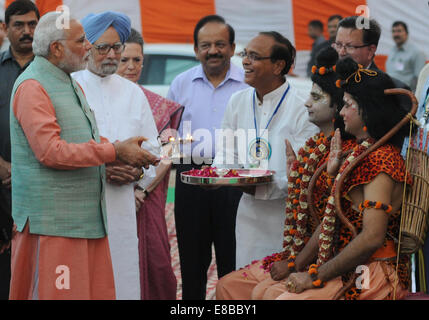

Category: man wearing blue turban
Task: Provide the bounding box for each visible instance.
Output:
[73,11,160,300]
[82,11,131,44]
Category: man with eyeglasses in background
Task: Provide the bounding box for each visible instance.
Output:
[167,14,247,300]
[72,11,159,300]
[213,31,317,269]
[0,0,39,300]
[333,16,410,93]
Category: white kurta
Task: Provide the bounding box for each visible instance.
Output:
[72,70,159,299]
[213,80,318,268]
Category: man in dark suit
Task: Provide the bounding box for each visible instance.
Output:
[332,16,411,111]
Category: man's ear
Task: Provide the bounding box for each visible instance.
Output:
[368,44,377,61]
[230,42,236,56]
[50,41,64,59]
[274,59,286,76]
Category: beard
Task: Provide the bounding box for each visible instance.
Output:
[87,54,119,77]
[99,61,118,75]
[58,47,88,74]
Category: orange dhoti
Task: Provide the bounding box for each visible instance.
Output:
[9,223,116,300]
[216,260,272,300]
[216,260,408,300]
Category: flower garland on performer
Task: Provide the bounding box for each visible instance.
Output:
[317,138,373,265]
[299,138,373,300]
[286,132,333,255]
[260,131,333,271]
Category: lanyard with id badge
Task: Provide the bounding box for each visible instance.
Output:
[249,84,290,168]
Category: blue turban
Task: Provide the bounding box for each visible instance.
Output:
[81,11,131,44]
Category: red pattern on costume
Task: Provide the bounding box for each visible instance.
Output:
[336,143,412,291]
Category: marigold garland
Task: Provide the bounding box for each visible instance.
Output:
[358,200,392,214]
[284,132,333,257]
[260,132,333,272]
[316,138,374,266]
[308,264,326,288]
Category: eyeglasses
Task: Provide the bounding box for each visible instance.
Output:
[331,42,370,54]
[93,42,124,55]
[238,50,271,62]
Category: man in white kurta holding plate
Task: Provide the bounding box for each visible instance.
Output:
[73,11,159,300]
[213,32,318,268]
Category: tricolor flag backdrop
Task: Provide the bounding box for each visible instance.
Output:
[1,0,429,76]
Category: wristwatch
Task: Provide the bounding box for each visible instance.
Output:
[135,185,149,197]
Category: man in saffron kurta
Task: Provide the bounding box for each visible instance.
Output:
[9,13,159,300]
[73,11,159,300]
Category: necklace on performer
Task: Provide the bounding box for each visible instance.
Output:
[249,84,290,166]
